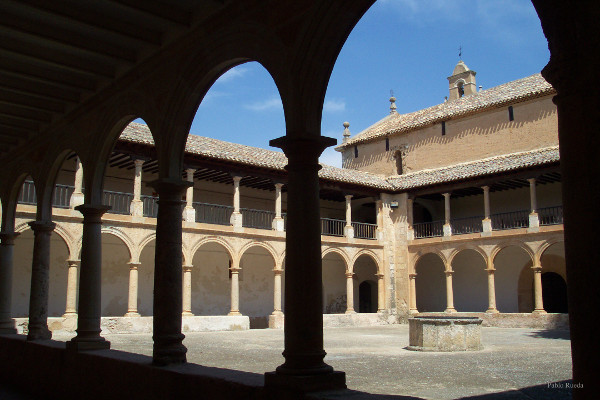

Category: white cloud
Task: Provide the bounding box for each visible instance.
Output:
[323,99,346,113]
[243,97,283,112]
[319,147,343,168]
[216,66,248,84]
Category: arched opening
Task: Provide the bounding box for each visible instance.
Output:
[495,245,533,312]
[415,253,446,312]
[100,232,130,316]
[353,253,378,313]
[190,241,232,316]
[137,239,156,316]
[394,150,403,175]
[457,81,465,98]
[239,245,275,328]
[452,249,487,312]
[322,251,347,314]
[540,242,567,313]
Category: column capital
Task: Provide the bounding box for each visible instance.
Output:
[185,168,196,175]
[133,158,145,168]
[531,265,543,272]
[409,273,417,279]
[230,267,241,273]
[345,271,355,279]
[75,204,111,220]
[128,262,142,269]
[481,185,490,192]
[274,182,284,189]
[527,177,536,184]
[375,273,384,279]
[67,259,81,268]
[444,270,453,276]
[231,175,243,184]
[147,178,192,197]
[345,194,353,201]
[0,231,20,245]
[182,264,193,272]
[270,135,336,161]
[442,192,451,199]
[28,220,56,232]
[273,268,283,275]
[486,267,496,273]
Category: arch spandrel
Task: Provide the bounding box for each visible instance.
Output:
[491,240,535,264]
[448,245,488,267]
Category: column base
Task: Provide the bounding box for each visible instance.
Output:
[485,308,500,314]
[182,312,194,317]
[264,370,346,393]
[227,311,242,316]
[532,309,547,315]
[67,338,111,351]
[0,327,17,334]
[0,320,17,334]
[344,310,356,314]
[269,313,284,329]
[444,308,457,313]
[124,312,141,317]
[62,312,77,318]
[409,309,419,315]
[27,326,52,341]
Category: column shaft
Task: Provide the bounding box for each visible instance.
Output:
[70,158,84,208]
[528,178,537,213]
[63,260,79,316]
[182,265,193,316]
[483,186,491,219]
[532,264,546,314]
[444,269,456,313]
[443,193,452,236]
[345,272,355,313]
[486,261,499,313]
[0,232,19,333]
[230,176,243,228]
[125,262,141,317]
[183,169,196,222]
[149,179,190,365]
[376,273,385,312]
[409,273,418,314]
[27,221,56,341]
[68,205,110,350]
[272,269,283,315]
[228,266,241,316]
[272,183,285,231]
[344,195,354,239]
[130,159,145,217]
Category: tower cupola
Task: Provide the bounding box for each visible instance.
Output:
[447,60,477,100]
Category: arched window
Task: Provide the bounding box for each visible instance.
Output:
[457,81,465,98]
[394,150,403,175]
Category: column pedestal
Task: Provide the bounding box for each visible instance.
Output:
[67,205,111,351]
[0,232,19,334]
[27,220,56,341]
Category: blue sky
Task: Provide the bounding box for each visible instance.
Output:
[189,0,550,168]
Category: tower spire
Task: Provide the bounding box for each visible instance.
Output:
[389,90,397,114]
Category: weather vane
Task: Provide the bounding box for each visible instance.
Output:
[459,45,462,59]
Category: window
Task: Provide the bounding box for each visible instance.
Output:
[441,121,446,136]
[508,105,514,121]
[457,82,465,98]
[385,137,389,151]
[354,145,358,158]
[394,150,403,175]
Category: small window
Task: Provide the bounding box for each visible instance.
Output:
[457,82,465,98]
[354,145,358,158]
[394,151,403,175]
[385,137,389,151]
[508,106,514,121]
[441,121,446,136]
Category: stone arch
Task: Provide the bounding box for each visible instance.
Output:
[238,241,278,267]
[138,232,157,264]
[52,222,76,261]
[351,249,382,275]
[190,238,233,317]
[539,241,567,313]
[414,251,446,312]
[2,172,34,232]
[449,244,488,267]
[191,236,236,266]
[451,248,488,312]
[491,240,534,265]
[538,239,565,261]
[322,247,350,272]
[413,249,447,271]
[100,227,134,263]
[352,251,379,313]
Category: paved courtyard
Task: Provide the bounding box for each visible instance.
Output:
[45,325,573,399]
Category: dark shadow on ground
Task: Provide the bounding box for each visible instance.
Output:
[528,329,571,340]
[458,380,572,400]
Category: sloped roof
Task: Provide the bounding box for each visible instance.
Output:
[336,73,555,150]
[119,122,393,190]
[386,146,560,190]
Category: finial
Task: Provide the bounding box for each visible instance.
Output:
[342,121,351,143]
[389,91,397,114]
[459,45,462,60]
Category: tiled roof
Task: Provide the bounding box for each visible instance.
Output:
[386,146,560,190]
[119,123,393,189]
[119,124,559,192]
[337,73,555,150]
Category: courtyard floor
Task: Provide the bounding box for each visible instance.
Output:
[46,325,575,399]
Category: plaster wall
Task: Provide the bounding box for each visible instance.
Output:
[452,250,488,312]
[415,253,446,312]
[138,240,155,316]
[191,242,231,316]
[101,233,130,316]
[343,96,557,176]
[239,247,275,319]
[323,253,346,314]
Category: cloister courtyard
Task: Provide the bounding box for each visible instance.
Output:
[2,325,573,400]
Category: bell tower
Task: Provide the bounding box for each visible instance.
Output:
[447,60,477,101]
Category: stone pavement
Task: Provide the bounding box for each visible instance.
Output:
[46,325,572,400]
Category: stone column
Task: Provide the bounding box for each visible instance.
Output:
[0,232,19,333]
[444,269,456,313]
[408,273,418,314]
[272,183,285,231]
[183,169,196,223]
[27,220,56,341]
[482,186,492,234]
[375,199,384,241]
[376,273,385,312]
[486,260,499,313]
[345,272,355,314]
[228,261,241,316]
[70,157,85,208]
[407,197,414,240]
[63,259,79,317]
[130,159,145,217]
[272,268,283,315]
[182,264,193,316]
[528,178,539,229]
[230,176,243,229]
[532,262,546,314]
[344,195,354,239]
[265,135,343,387]
[125,262,141,317]
[67,204,111,351]
[443,193,452,236]
[148,179,191,365]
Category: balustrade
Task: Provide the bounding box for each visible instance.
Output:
[539,206,563,226]
[413,220,444,238]
[491,210,530,231]
[352,221,377,239]
[451,215,483,235]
